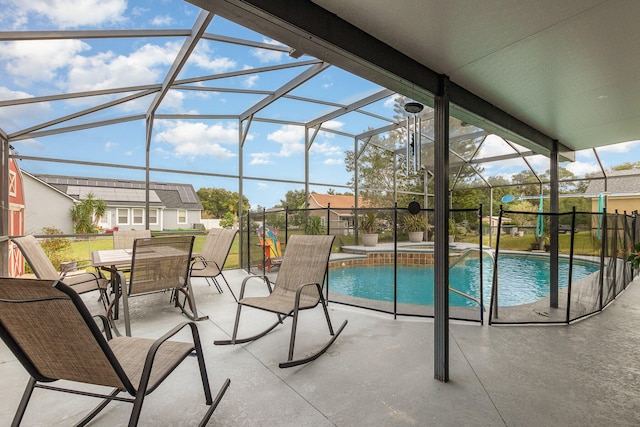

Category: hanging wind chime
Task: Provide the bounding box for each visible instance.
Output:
[404,101,423,177]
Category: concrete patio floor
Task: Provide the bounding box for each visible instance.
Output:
[1,268,639,426]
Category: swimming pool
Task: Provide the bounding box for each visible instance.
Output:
[328,254,600,307]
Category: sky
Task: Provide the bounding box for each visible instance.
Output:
[1,0,640,210]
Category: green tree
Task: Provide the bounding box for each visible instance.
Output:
[346,96,485,209]
[70,193,106,234]
[219,211,235,228]
[197,188,249,218]
[275,189,307,226]
[612,161,640,170]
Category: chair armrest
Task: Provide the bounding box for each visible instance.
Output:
[293,282,323,307]
[239,274,273,299]
[190,256,221,272]
[137,322,200,391]
[92,314,113,340]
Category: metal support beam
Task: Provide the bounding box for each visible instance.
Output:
[0,132,9,276]
[433,75,450,382]
[549,141,559,308]
[240,62,330,122]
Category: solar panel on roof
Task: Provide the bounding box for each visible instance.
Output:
[177,186,198,203]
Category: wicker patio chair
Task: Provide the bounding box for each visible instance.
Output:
[12,234,108,302]
[215,234,347,368]
[0,277,230,427]
[189,228,238,302]
[110,235,205,337]
[113,229,152,250]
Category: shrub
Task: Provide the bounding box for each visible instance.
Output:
[402,214,429,232]
[304,215,326,235]
[39,226,72,271]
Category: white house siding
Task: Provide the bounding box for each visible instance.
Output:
[162,208,202,230]
[22,173,75,234]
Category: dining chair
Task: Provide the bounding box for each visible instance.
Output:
[110,235,205,336]
[113,230,152,250]
[189,228,238,301]
[12,235,108,306]
[0,277,230,426]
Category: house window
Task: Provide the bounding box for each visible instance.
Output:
[132,208,144,225]
[149,208,158,225]
[177,209,187,225]
[9,170,16,197]
[117,208,129,225]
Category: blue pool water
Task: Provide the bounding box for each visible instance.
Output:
[328,255,600,307]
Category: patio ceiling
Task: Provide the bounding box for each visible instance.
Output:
[189,0,640,155]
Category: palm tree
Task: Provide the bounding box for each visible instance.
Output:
[70,193,107,234]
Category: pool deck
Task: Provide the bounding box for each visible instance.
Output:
[2,269,640,426]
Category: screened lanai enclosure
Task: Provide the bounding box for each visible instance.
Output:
[2,1,640,382]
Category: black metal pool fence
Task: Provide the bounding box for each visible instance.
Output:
[239,205,639,325]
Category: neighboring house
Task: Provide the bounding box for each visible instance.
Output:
[9,159,26,277]
[584,169,640,215]
[24,173,203,233]
[22,171,76,234]
[307,192,368,235]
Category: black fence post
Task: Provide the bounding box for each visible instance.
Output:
[262,208,266,275]
[327,203,331,235]
[599,209,607,311]
[393,203,398,319]
[489,206,504,324]
[566,207,576,324]
[285,205,289,244]
[478,204,484,325]
[246,212,251,272]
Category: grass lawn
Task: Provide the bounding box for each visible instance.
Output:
[69,234,241,270]
[458,231,602,256]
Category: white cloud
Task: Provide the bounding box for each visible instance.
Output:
[12,138,43,150]
[250,153,273,165]
[151,15,174,26]
[323,158,343,165]
[64,42,181,92]
[0,86,52,131]
[563,160,600,177]
[384,95,401,109]
[320,120,344,135]
[476,135,516,158]
[1,39,236,114]
[104,141,118,151]
[267,124,305,157]
[257,183,268,189]
[4,0,127,29]
[243,75,259,88]
[311,142,342,157]
[597,140,640,153]
[1,39,91,84]
[250,39,286,63]
[154,120,244,160]
[190,42,237,73]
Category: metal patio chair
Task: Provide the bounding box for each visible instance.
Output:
[109,235,205,336]
[113,229,152,250]
[12,234,108,304]
[189,228,238,302]
[215,234,348,368]
[0,277,230,427]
